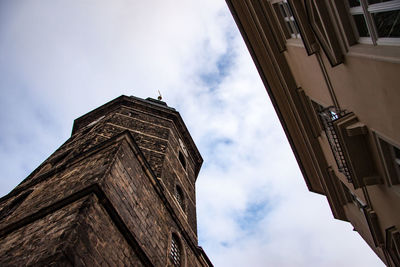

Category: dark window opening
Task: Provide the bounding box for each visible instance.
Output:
[175,185,184,210]
[394,147,400,166]
[170,234,181,267]
[386,227,400,266]
[373,10,400,38]
[349,0,361,7]
[178,151,186,170]
[353,14,371,37]
[368,0,393,4]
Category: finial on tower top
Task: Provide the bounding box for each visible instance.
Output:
[157,90,162,101]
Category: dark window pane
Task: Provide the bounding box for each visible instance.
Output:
[279,3,288,17]
[373,10,400,38]
[285,2,294,17]
[353,14,370,37]
[175,186,184,210]
[273,3,291,39]
[368,0,392,4]
[286,22,295,34]
[394,147,400,159]
[293,20,300,35]
[394,147,400,168]
[349,0,361,7]
[178,151,186,169]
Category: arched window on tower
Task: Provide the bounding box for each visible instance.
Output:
[175,185,184,211]
[170,234,182,267]
[178,151,186,170]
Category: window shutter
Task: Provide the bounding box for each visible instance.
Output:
[296,88,322,138]
[288,0,319,55]
[304,0,344,66]
[321,167,348,221]
[260,0,287,52]
[364,208,384,247]
[386,227,400,266]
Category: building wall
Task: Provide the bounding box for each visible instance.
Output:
[0,96,211,266]
[226,0,400,265]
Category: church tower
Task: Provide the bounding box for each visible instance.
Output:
[0,95,212,266]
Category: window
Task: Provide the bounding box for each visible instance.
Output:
[286,0,320,55]
[305,0,345,65]
[178,139,189,157]
[175,185,185,211]
[170,234,182,267]
[178,151,186,170]
[347,0,400,45]
[376,135,400,185]
[386,226,400,266]
[272,0,301,39]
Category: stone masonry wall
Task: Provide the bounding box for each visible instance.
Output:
[102,138,204,266]
[64,194,144,266]
[0,197,88,266]
[0,142,119,230]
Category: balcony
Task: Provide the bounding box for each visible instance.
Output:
[318,106,352,183]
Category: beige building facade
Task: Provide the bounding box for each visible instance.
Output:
[226,0,400,265]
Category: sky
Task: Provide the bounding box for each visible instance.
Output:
[0,1,384,266]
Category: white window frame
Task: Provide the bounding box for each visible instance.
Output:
[347,0,400,45]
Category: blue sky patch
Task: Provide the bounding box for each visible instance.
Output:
[236,200,271,234]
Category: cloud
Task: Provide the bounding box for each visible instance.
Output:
[0,1,383,266]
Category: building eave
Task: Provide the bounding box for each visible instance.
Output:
[225,0,325,195]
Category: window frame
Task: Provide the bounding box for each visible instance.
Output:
[305,0,345,66]
[169,233,185,267]
[386,226,400,266]
[270,0,301,39]
[347,0,400,45]
[178,151,187,171]
[174,184,185,212]
[375,133,400,186]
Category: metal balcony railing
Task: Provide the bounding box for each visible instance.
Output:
[318,106,352,183]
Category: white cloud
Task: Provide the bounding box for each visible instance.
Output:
[0,1,383,266]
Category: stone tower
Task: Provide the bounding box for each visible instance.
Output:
[0,95,212,266]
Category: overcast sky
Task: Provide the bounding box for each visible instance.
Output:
[0,1,384,266]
